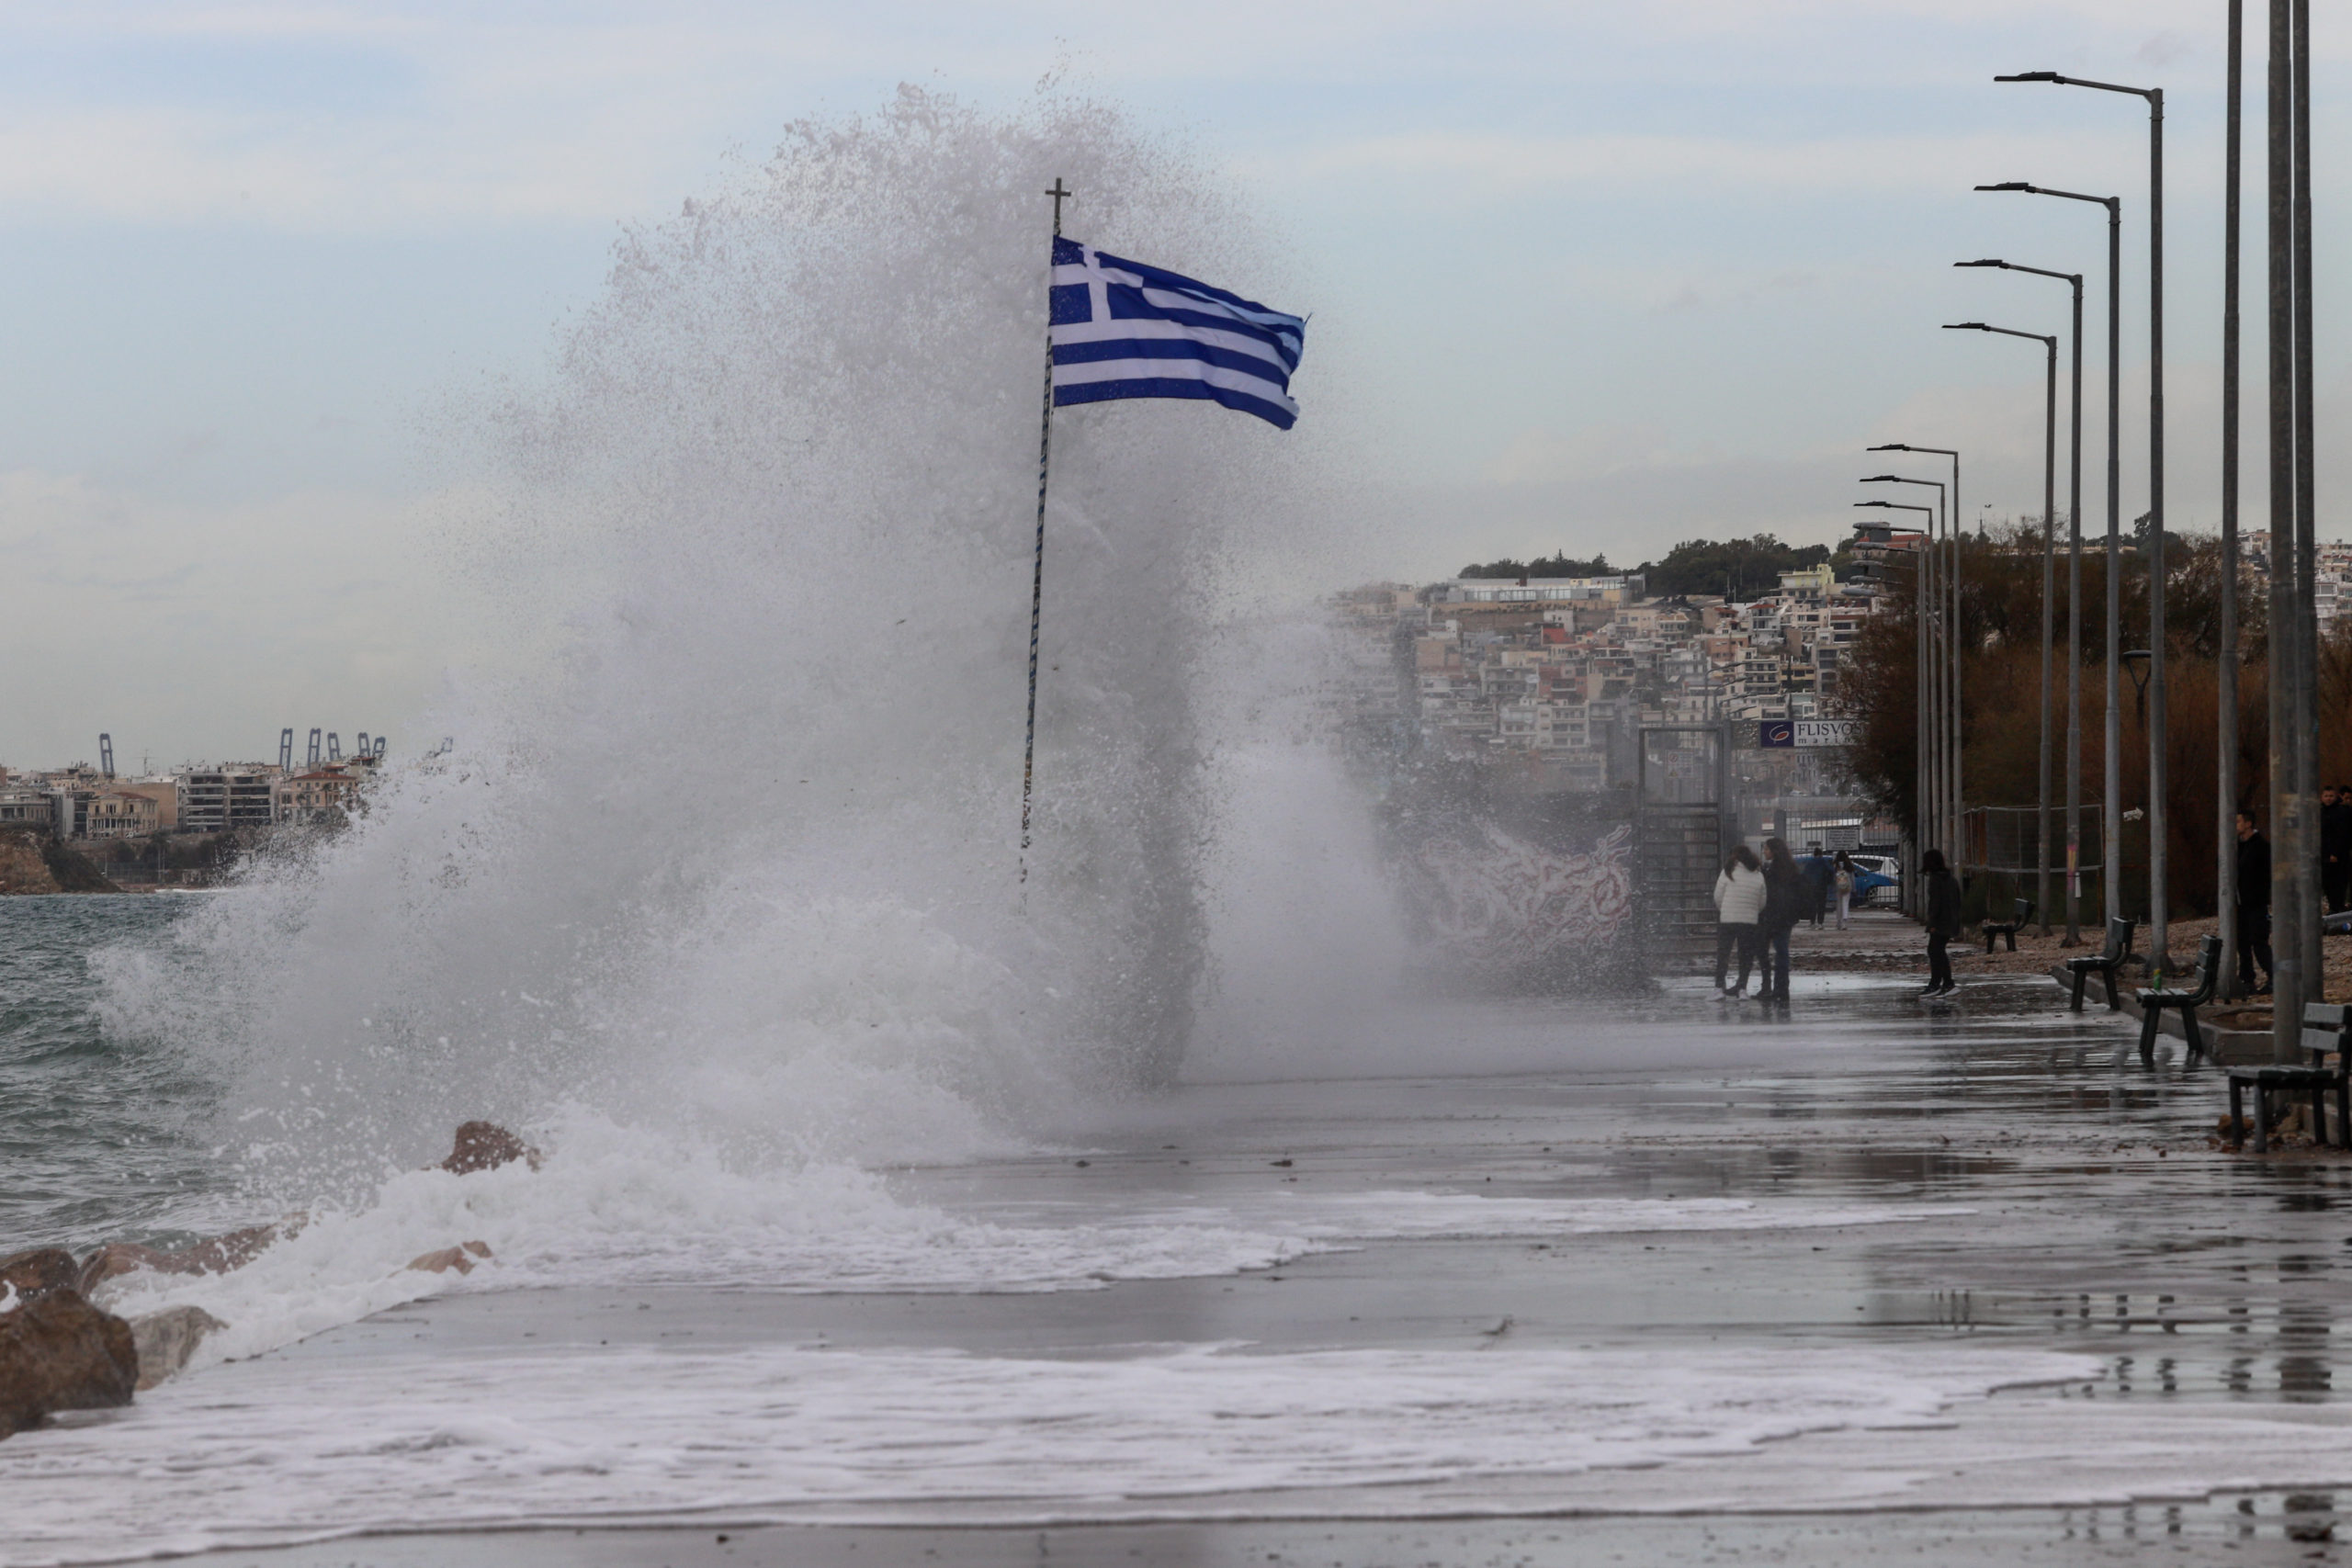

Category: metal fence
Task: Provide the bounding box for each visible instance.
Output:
[1961,806,2103,876]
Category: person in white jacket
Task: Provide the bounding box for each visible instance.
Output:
[1712,844,1767,995]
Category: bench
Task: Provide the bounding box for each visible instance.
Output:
[1983,897,2035,953]
[2065,917,2135,1012]
[2225,1003,2352,1153]
[2134,933,2222,1065]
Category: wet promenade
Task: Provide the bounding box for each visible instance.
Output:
[33,955,2352,1567]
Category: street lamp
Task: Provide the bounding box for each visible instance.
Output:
[1978,181,2123,940]
[1858,499,1942,875]
[1860,475,1947,857]
[1943,320,2059,939]
[1862,469,1956,860]
[1866,446,1962,860]
[2213,0,2247,999]
[2263,0,2321,1060]
[1855,519,1932,916]
[1995,69,2170,969]
[1958,259,2085,944]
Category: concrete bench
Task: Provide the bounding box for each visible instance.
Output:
[2134,933,2221,1066]
[2225,1003,2352,1153]
[2065,917,2135,1012]
[1982,897,2034,953]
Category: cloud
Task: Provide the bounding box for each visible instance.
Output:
[0,0,2328,230]
[1284,127,2140,203]
[0,469,504,765]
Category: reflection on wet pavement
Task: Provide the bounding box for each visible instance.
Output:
[1024,972,2352,1419]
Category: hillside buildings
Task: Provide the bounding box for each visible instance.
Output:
[1337,570,1876,795]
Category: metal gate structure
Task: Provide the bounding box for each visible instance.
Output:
[1636,723,1735,959]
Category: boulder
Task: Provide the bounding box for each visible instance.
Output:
[405,1240,493,1276]
[439,1122,540,1175]
[0,1291,138,1439]
[78,1217,301,1293]
[128,1307,227,1390]
[0,1248,82,1306]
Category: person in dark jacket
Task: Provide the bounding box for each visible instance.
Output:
[2238,808,2274,994]
[1757,836,1805,1003]
[1800,848,1835,926]
[2321,785,2352,914]
[1920,848,1962,996]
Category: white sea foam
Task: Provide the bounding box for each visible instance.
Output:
[0,1341,2100,1564]
[89,1156,1969,1376]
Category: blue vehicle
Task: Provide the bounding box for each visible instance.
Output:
[1846,854,1901,907]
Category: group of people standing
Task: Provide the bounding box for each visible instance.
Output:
[1710,838,1839,1002]
[1714,840,1955,1002]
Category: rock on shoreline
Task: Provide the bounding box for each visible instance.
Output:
[0,1121,536,1438]
[0,1291,139,1438]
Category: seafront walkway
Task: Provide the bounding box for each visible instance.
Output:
[1786,906,2345,1066]
[21,972,2352,1568]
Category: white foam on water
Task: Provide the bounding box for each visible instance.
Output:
[0,1342,2101,1564]
[87,1162,1971,1374]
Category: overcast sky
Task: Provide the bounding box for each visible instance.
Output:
[0,0,2344,768]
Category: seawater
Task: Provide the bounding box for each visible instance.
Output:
[0,897,228,1249]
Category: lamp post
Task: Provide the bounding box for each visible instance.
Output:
[1868,444,1962,862]
[1855,520,1932,916]
[1978,182,2121,935]
[1957,260,2084,943]
[2215,0,2245,998]
[1860,476,1948,858]
[1995,68,2169,971]
[2266,0,2320,1060]
[1853,481,1947,869]
[1942,321,2059,936]
[1862,442,1956,869]
[1859,499,1941,874]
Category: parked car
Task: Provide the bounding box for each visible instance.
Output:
[1846,854,1902,907]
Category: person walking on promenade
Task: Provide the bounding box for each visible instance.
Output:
[2321,785,2352,915]
[1800,847,1834,927]
[1919,848,1962,997]
[1832,851,1857,931]
[1758,837,1805,1003]
[2238,808,2275,995]
[1712,845,1767,996]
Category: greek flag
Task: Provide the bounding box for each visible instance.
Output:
[1048,236,1305,430]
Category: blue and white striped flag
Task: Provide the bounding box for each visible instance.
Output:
[1048,237,1306,430]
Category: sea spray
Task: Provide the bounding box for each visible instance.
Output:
[91,88,1392,1231]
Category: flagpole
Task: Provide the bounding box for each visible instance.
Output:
[1019,178,1071,884]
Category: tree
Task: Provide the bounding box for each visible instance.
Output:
[1639,535,1832,599]
[1457,551,1614,581]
